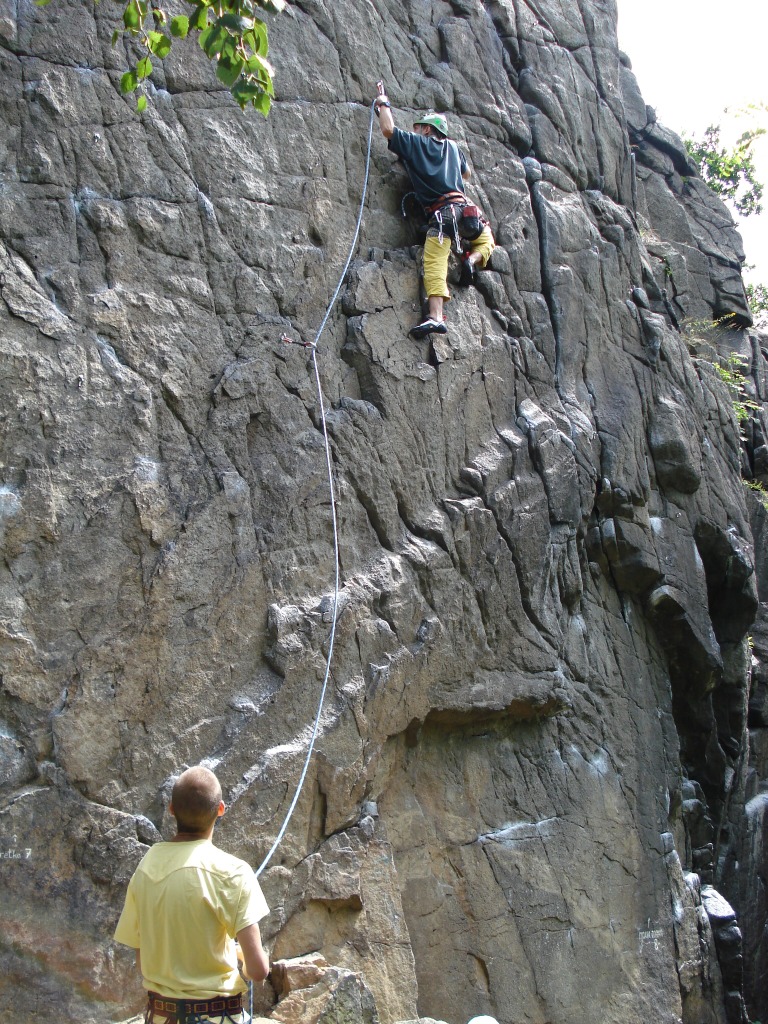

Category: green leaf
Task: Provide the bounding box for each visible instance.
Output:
[200,22,227,57]
[244,20,268,55]
[198,24,213,51]
[252,90,271,115]
[136,55,153,79]
[111,29,120,46]
[237,80,261,97]
[218,12,253,33]
[137,95,148,112]
[231,80,260,103]
[120,69,139,93]
[220,35,239,62]
[216,57,244,88]
[246,52,274,83]
[123,0,141,31]
[34,0,53,7]
[170,15,189,38]
[260,0,285,12]
[190,4,209,30]
[147,30,172,58]
[231,77,270,114]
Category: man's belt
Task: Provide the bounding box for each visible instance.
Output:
[147,990,243,1021]
[424,190,468,215]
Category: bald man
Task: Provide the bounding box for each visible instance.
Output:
[115,766,269,1024]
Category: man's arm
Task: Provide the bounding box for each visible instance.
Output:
[236,923,270,982]
[374,91,394,139]
[459,146,471,182]
[114,879,144,980]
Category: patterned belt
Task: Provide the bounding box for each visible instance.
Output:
[147,991,243,1022]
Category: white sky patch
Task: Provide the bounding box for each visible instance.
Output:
[616,0,768,284]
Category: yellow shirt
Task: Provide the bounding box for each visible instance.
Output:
[114,839,269,999]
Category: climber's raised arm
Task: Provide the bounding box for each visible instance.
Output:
[374,85,394,139]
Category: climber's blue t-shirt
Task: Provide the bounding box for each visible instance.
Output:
[388,127,468,208]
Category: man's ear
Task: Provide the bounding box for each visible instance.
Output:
[217,801,226,818]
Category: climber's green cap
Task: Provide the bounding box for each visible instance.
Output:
[413,111,449,137]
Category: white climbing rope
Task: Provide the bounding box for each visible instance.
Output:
[254,94,376,879]
[247,94,378,1020]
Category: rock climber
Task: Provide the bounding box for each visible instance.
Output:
[374,85,496,338]
[114,765,270,1024]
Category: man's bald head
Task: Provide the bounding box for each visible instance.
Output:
[170,766,223,834]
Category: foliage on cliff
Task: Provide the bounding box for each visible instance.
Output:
[747,282,768,325]
[684,122,765,217]
[36,0,284,111]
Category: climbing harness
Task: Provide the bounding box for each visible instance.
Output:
[425,190,486,249]
[244,93,378,1024]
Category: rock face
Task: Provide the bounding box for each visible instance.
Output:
[1,1,766,1023]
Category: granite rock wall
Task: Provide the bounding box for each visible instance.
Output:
[0,1,766,1023]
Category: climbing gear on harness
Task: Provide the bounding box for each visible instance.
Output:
[412,111,449,137]
[425,191,487,241]
[400,191,419,220]
[410,316,447,338]
[432,205,463,250]
[457,203,483,241]
[145,991,245,1024]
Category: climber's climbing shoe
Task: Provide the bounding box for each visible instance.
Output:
[410,317,448,338]
[459,255,476,288]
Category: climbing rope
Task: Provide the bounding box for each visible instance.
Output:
[254,94,376,879]
[246,94,378,1020]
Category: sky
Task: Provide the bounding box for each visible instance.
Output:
[615,0,768,285]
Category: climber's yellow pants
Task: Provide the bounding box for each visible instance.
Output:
[422,227,495,301]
